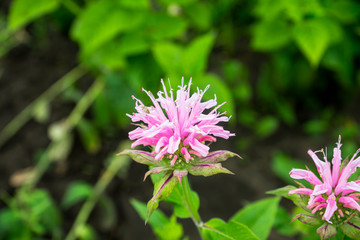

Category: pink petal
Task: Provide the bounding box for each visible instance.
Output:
[307,150,333,187]
[311,203,327,214]
[323,193,337,223]
[189,138,209,157]
[339,196,360,211]
[312,183,332,196]
[331,136,342,187]
[168,136,181,154]
[288,188,313,195]
[289,168,322,185]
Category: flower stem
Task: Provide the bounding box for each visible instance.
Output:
[181,176,203,238]
[64,141,131,240]
[0,65,86,148]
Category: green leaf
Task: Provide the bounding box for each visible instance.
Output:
[152,42,183,75]
[61,181,93,209]
[77,119,101,154]
[267,186,308,210]
[251,19,292,51]
[339,216,360,240]
[184,2,212,30]
[293,19,330,66]
[8,0,59,31]
[0,209,30,239]
[271,152,308,184]
[131,199,183,240]
[326,1,360,24]
[230,197,280,240]
[145,13,187,40]
[118,32,150,56]
[156,0,195,7]
[182,32,215,76]
[166,184,200,219]
[255,116,278,138]
[116,0,150,9]
[20,189,62,234]
[76,224,97,240]
[85,39,127,70]
[71,0,144,54]
[274,206,298,236]
[146,172,179,222]
[202,218,260,240]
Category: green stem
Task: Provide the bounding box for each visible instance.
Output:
[0,65,86,148]
[64,143,130,240]
[25,79,103,189]
[181,176,203,238]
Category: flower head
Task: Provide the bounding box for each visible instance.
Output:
[127,78,234,165]
[121,78,239,222]
[289,136,360,224]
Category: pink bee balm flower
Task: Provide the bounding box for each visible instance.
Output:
[127,78,235,165]
[289,136,360,224]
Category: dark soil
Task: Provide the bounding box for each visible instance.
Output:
[0,19,331,240]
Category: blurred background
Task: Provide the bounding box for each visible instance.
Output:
[0,0,360,239]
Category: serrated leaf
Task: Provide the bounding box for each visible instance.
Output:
[8,0,59,31]
[293,19,330,66]
[188,163,233,177]
[62,181,93,209]
[230,197,280,240]
[146,172,179,222]
[202,218,260,240]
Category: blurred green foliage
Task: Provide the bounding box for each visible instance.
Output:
[2,0,360,239]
